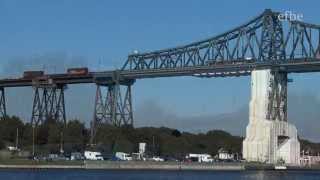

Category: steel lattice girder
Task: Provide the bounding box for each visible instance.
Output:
[31,85,67,127]
[122,9,320,71]
[93,83,133,126]
[91,82,133,143]
[266,70,288,121]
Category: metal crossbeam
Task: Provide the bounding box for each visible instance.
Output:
[90,82,134,144]
[31,85,67,127]
[266,70,288,121]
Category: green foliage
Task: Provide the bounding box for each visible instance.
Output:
[0,116,24,142]
[0,139,4,150]
[171,129,182,137]
[299,138,320,154]
[1,116,320,158]
[64,120,88,152]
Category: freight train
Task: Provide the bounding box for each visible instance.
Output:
[67,67,89,75]
[23,71,44,79]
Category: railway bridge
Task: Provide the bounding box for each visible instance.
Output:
[0,9,319,164]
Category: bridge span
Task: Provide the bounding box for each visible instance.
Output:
[0,9,319,164]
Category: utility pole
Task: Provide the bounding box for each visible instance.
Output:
[60,131,64,154]
[15,128,19,150]
[152,135,155,156]
[32,126,35,158]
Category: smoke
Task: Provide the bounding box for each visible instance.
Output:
[134,92,320,142]
[1,52,94,124]
[2,52,88,77]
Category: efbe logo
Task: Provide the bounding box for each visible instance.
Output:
[277,10,303,21]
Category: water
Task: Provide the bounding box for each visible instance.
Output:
[0,169,319,180]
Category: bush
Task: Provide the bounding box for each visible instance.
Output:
[0,140,5,150]
[171,129,182,137]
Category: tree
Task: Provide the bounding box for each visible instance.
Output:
[64,120,87,152]
[1,114,320,158]
[21,123,33,149]
[171,129,182,137]
[0,116,24,142]
[0,139,5,150]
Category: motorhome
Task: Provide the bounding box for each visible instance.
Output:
[186,154,214,163]
[115,152,132,161]
[84,151,104,160]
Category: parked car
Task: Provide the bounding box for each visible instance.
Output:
[71,152,84,161]
[151,156,164,162]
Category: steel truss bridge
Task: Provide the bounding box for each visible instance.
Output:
[0,9,319,143]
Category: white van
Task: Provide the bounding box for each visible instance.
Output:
[115,152,132,161]
[84,151,104,160]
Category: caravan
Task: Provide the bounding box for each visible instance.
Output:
[186,154,214,163]
[84,151,104,160]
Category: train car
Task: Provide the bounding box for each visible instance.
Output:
[67,67,89,75]
[23,71,44,79]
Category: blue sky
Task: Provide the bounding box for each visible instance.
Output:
[1,0,320,139]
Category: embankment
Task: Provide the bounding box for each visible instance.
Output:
[0,161,319,171]
[84,161,244,171]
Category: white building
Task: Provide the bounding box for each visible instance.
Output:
[218,148,234,160]
[300,151,320,166]
[139,142,146,154]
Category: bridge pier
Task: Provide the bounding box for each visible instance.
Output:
[90,81,134,144]
[0,88,6,119]
[31,84,67,155]
[31,84,67,127]
[243,69,300,165]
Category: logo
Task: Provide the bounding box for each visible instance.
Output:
[278,11,303,21]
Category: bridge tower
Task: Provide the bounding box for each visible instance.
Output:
[31,84,67,127]
[90,75,134,144]
[243,10,300,165]
[243,70,300,165]
[0,87,6,119]
[259,9,286,61]
[31,83,67,155]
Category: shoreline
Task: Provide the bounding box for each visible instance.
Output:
[85,161,244,171]
[0,161,319,171]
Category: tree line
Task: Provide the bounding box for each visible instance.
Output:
[0,116,319,158]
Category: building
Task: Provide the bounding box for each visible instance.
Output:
[218,148,234,161]
[139,142,146,154]
[300,151,320,166]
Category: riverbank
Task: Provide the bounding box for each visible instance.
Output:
[85,161,244,171]
[0,160,319,171]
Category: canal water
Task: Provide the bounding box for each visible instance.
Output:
[0,169,319,180]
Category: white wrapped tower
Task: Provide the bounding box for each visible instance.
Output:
[243,69,300,165]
